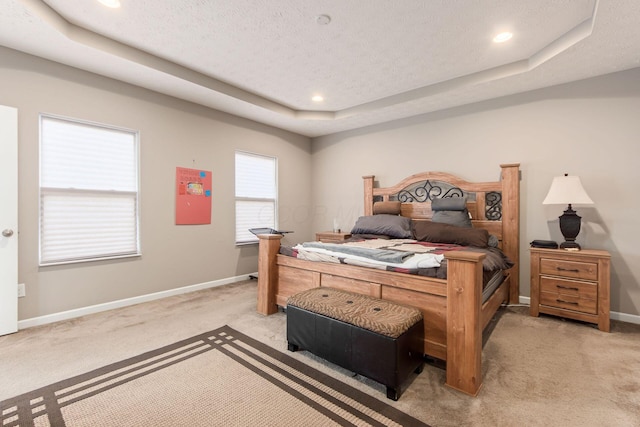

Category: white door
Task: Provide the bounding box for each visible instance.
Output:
[0,105,18,335]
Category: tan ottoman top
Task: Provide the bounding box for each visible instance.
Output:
[287,287,423,338]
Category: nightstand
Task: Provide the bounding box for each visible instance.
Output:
[315,231,351,243]
[530,247,610,332]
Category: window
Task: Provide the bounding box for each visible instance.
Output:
[39,115,140,265]
[235,151,277,244]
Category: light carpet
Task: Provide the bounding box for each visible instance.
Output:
[1,280,639,427]
[1,325,427,427]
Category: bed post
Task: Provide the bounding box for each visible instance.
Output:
[444,250,485,396]
[256,234,283,315]
[500,163,520,304]
[363,175,375,216]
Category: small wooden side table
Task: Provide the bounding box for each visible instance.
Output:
[530,247,610,332]
[315,231,352,243]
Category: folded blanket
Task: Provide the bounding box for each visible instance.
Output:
[301,241,414,264]
[295,242,445,270]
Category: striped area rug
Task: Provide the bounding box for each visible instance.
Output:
[1,325,429,426]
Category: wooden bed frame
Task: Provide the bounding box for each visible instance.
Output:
[256,163,520,396]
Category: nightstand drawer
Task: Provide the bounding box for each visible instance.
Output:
[540,258,598,281]
[539,277,597,314]
[530,248,610,332]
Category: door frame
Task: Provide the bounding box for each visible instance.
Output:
[0,105,18,335]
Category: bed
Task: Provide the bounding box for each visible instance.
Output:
[256,163,520,396]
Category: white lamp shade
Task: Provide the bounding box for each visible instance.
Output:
[543,175,594,205]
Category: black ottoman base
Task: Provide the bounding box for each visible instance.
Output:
[286,304,424,401]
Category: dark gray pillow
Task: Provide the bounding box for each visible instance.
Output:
[431,209,472,228]
[351,214,413,239]
[412,220,489,247]
[431,197,467,211]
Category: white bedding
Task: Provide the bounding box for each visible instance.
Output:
[293,239,445,270]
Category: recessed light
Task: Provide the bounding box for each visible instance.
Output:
[493,32,513,43]
[311,95,324,103]
[98,0,121,8]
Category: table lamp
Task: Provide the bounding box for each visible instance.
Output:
[542,174,594,250]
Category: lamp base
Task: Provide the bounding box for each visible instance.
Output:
[558,204,583,251]
[560,241,581,251]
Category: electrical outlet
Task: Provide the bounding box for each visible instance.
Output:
[17,283,26,298]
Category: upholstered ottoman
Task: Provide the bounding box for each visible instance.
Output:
[286,287,424,400]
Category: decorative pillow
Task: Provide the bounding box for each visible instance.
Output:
[373,201,401,215]
[351,214,413,239]
[412,220,489,247]
[431,197,467,211]
[431,209,472,228]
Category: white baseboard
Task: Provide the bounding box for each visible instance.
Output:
[518,296,640,325]
[18,273,257,330]
[18,284,640,330]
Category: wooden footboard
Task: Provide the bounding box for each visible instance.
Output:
[256,234,509,396]
[256,163,519,396]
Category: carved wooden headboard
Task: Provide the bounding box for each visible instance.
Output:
[362,163,520,303]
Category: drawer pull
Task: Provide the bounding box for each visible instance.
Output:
[556,299,579,305]
[557,285,579,291]
[557,267,580,273]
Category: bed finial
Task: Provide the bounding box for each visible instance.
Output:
[363,175,375,216]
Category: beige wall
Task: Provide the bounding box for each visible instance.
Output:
[1,48,312,320]
[311,68,640,318]
[3,45,639,322]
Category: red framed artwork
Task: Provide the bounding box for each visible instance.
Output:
[175,167,212,225]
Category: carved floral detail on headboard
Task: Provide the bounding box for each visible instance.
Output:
[486,192,502,220]
[373,180,504,221]
[396,180,467,203]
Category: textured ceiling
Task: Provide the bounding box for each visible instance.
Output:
[1,0,639,137]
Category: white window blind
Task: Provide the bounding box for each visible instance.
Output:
[40,115,140,265]
[235,151,277,244]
